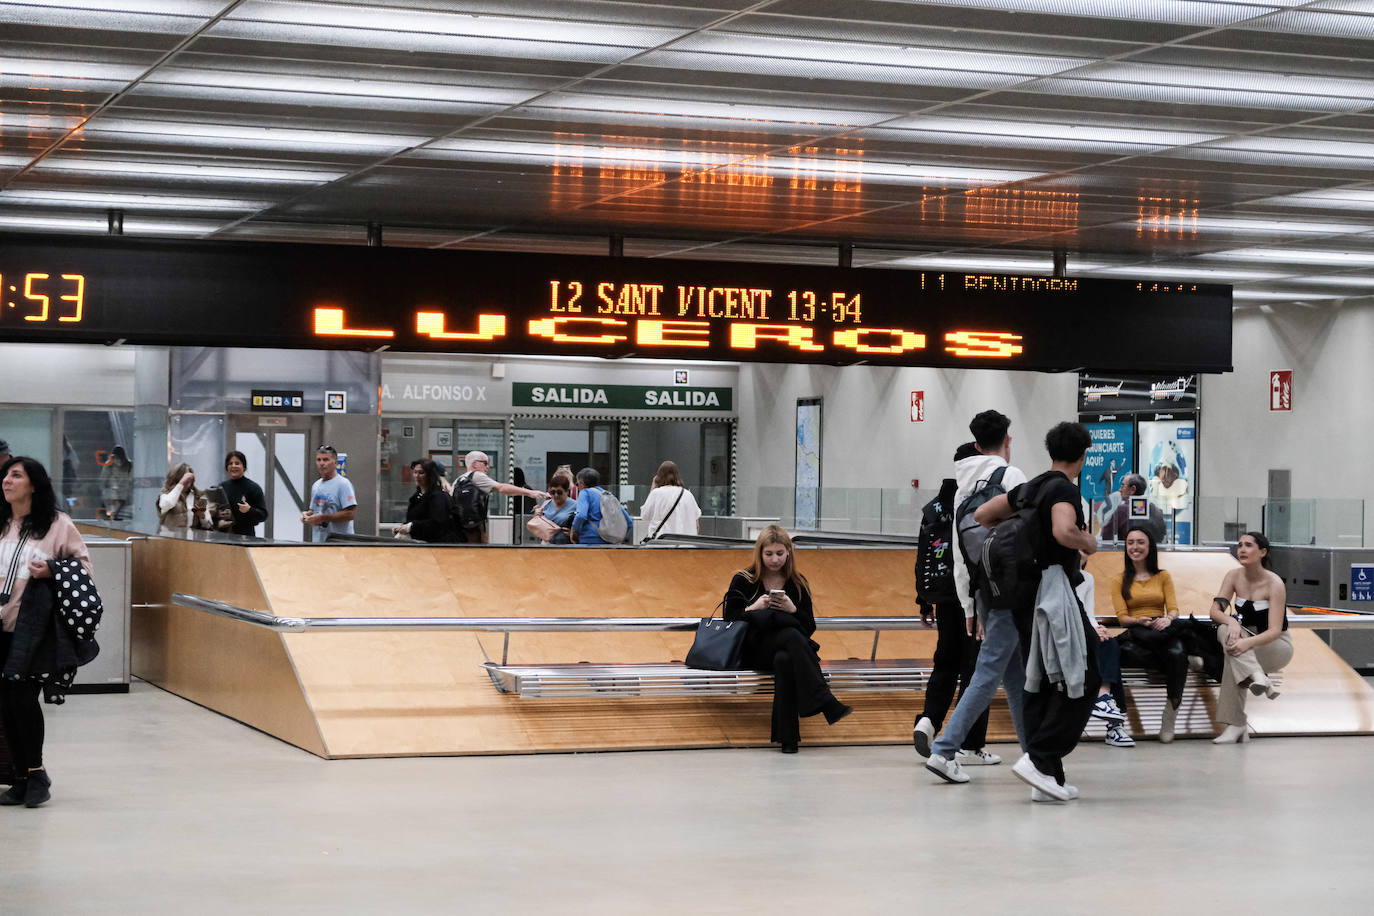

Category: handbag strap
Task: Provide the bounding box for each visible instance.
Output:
[650,488,686,540]
[1,526,33,603]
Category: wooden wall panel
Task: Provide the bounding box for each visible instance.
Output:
[137,541,1374,757]
[128,538,326,756]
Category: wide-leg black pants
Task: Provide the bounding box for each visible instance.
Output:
[746,627,834,745]
[919,600,987,747]
[1013,606,1100,785]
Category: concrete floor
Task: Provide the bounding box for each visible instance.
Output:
[5,682,1373,915]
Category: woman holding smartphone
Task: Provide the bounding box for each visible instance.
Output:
[1208,531,1291,744]
[722,525,852,753]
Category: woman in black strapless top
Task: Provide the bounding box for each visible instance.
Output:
[1207,531,1293,744]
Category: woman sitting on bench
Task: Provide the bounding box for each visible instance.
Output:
[1209,531,1291,744]
[723,525,852,753]
[1110,525,1189,743]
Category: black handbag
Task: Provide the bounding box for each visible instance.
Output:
[684,616,748,670]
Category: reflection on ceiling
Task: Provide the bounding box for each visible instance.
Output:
[4,0,1374,306]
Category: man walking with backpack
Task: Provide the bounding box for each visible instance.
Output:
[571,467,634,545]
[453,451,548,544]
[974,421,1099,803]
[921,411,1029,784]
[912,476,989,766]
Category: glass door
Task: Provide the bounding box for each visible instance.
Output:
[230,415,322,540]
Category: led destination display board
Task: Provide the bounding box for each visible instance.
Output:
[0,235,1232,371]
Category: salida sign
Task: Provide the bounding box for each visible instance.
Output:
[513,383,732,411]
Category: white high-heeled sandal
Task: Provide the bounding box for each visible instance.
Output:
[1212,724,1250,744]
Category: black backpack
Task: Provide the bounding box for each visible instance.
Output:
[915,482,958,605]
[452,472,489,530]
[979,475,1051,611]
[954,465,1008,598]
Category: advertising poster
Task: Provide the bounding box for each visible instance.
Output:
[1080,421,1134,537]
[795,398,822,529]
[1137,419,1196,545]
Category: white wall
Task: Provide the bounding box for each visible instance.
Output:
[0,343,138,405]
[1201,299,1374,541]
[736,362,1079,513]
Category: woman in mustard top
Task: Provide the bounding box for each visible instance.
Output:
[1110,526,1189,742]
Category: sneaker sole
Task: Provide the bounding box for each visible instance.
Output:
[912,721,933,758]
[1089,709,1127,723]
[955,754,1001,766]
[924,762,968,784]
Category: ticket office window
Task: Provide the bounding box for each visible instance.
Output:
[624,419,732,515]
[512,419,617,499]
[380,417,509,524]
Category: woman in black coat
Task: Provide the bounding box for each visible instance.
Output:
[395,459,455,543]
[723,524,852,753]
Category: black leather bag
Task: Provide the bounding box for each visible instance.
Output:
[685,617,748,670]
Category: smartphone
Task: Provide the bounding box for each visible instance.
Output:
[768,589,785,597]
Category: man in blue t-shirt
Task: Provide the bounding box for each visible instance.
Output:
[302,445,357,543]
[571,466,633,545]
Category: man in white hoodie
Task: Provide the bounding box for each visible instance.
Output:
[922,410,1030,786]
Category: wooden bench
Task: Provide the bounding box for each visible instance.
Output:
[177,593,1360,711]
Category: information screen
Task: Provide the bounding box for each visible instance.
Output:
[0,234,1232,371]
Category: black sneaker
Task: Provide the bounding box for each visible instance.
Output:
[24,770,50,808]
[0,781,26,806]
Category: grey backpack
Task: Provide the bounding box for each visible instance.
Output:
[596,488,630,544]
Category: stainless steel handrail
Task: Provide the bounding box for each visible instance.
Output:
[172,593,1374,634]
[172,593,933,633]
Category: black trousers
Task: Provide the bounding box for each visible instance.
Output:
[1013,605,1100,785]
[1117,623,1189,709]
[747,627,834,745]
[0,631,44,774]
[919,600,988,748]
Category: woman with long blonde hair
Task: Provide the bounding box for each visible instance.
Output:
[722,525,851,753]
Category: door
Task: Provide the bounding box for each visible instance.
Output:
[229,414,323,541]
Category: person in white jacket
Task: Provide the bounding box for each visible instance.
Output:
[923,410,1030,786]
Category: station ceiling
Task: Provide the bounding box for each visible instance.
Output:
[4,0,1374,307]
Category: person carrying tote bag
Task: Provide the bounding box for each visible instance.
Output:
[718,525,852,754]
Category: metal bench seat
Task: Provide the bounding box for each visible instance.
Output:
[482,659,932,698]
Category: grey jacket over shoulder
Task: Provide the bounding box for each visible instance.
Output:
[1024,565,1088,698]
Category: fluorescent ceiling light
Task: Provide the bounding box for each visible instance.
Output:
[0,58,145,82]
[225,4,681,47]
[1185,216,1374,235]
[1085,265,1288,281]
[874,254,1112,273]
[208,20,638,65]
[669,32,1091,78]
[84,117,429,155]
[1254,189,1374,210]
[884,115,1222,148]
[639,49,1078,91]
[1277,275,1374,288]
[866,0,1305,27]
[147,66,535,106]
[1202,248,1374,266]
[1232,289,1345,301]
[0,4,207,32]
[33,157,348,182]
[532,91,881,128]
[1,189,274,210]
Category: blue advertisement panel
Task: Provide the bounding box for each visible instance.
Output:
[1137,419,1196,545]
[1081,421,1134,538]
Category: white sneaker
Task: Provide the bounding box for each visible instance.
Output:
[956,747,1002,766]
[1011,753,1070,801]
[1031,783,1080,802]
[925,753,970,784]
[1104,726,1135,748]
[912,716,935,758]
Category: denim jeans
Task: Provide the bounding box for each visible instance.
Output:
[931,600,1027,759]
